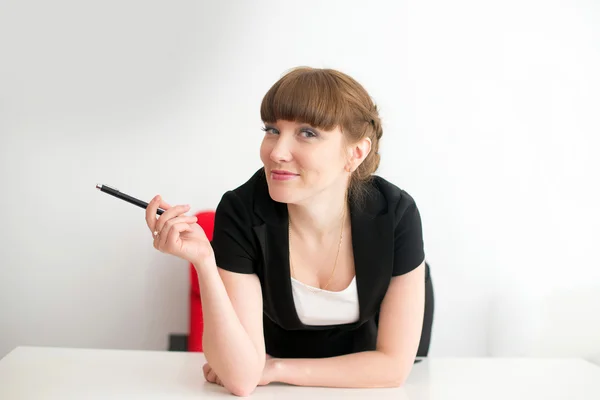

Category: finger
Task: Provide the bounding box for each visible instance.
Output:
[207,368,218,383]
[156,219,196,250]
[155,204,191,235]
[146,196,174,234]
[159,222,194,252]
[145,195,161,232]
[215,376,223,386]
[155,216,196,248]
[203,363,210,381]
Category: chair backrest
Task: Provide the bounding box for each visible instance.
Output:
[190,210,215,295]
[196,210,215,240]
[187,210,215,352]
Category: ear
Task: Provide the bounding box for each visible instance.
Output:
[346,137,372,172]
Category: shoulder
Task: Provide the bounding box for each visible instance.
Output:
[211,169,270,272]
[215,169,261,221]
[360,175,420,222]
[369,176,425,276]
[215,167,283,226]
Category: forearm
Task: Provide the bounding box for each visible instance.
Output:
[272,351,410,388]
[194,261,264,393]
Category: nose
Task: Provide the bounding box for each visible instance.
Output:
[269,135,293,164]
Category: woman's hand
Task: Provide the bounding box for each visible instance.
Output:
[145,195,214,266]
[202,355,277,389]
[203,362,224,387]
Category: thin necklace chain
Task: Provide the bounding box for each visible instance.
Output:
[288,200,347,292]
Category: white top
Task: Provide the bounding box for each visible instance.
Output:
[2,346,600,399]
[291,276,360,325]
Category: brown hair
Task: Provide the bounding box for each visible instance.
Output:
[260,66,383,204]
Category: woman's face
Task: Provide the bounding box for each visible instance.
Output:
[259,119,350,205]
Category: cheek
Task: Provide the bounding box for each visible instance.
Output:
[309,148,344,172]
[259,140,271,162]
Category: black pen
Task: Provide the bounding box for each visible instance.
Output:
[96,184,166,215]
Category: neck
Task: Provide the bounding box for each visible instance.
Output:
[288,186,349,241]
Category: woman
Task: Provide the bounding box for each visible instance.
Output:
[146,67,432,396]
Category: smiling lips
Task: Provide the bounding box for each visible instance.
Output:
[271,169,299,181]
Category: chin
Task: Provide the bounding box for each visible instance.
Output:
[267,184,296,204]
[267,178,313,205]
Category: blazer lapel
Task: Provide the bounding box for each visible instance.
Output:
[253,221,304,329]
[251,171,304,329]
[350,191,395,322]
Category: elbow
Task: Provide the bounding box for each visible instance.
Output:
[388,374,407,388]
[381,354,413,388]
[222,363,263,397]
[227,382,258,397]
[382,361,410,388]
[377,371,407,388]
[203,349,265,396]
[225,369,262,397]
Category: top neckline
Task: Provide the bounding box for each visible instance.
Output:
[291,276,357,294]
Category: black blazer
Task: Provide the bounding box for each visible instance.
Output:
[210,168,426,358]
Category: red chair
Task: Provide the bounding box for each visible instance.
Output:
[188,210,215,352]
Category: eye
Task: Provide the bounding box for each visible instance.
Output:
[300,129,318,138]
[261,126,279,135]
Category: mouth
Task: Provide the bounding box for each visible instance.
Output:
[271,169,298,176]
[270,169,299,181]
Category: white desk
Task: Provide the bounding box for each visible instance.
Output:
[1,346,599,399]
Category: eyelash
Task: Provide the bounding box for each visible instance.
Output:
[261,126,318,138]
[261,126,277,134]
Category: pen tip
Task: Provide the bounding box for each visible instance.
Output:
[96,184,102,190]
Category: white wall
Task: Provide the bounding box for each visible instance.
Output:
[1,0,599,359]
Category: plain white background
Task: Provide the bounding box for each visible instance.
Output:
[1,0,599,360]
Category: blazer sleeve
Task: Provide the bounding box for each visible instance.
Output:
[210,190,257,274]
[392,194,425,276]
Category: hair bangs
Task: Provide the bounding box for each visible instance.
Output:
[260,68,348,130]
